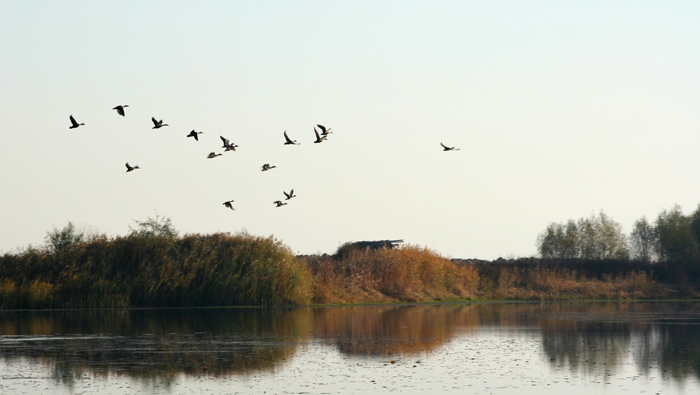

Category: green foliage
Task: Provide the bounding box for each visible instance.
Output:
[128,213,179,238]
[537,212,628,260]
[45,222,84,254]
[655,205,700,263]
[630,217,657,263]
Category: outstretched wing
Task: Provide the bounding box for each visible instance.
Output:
[284,131,293,144]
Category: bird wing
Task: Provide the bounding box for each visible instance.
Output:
[151,117,158,125]
[317,124,327,133]
[440,142,448,149]
[125,163,131,170]
[284,131,293,143]
[70,115,78,126]
[283,191,290,198]
[220,135,229,145]
[314,129,321,139]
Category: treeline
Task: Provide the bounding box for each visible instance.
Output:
[537,205,700,282]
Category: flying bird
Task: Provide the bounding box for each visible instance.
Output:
[187,130,203,141]
[283,189,296,200]
[222,200,235,210]
[261,163,277,171]
[274,200,287,207]
[152,117,168,129]
[218,136,238,151]
[313,128,326,143]
[317,124,332,136]
[207,152,222,159]
[125,162,140,172]
[283,130,299,145]
[441,143,460,151]
[69,115,84,129]
[113,105,129,116]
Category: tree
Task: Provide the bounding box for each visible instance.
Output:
[128,214,179,238]
[45,222,84,254]
[537,212,628,260]
[537,220,578,259]
[629,216,657,263]
[654,205,699,263]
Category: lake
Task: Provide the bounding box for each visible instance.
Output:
[1,302,699,394]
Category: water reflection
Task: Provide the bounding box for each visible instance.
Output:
[1,302,699,387]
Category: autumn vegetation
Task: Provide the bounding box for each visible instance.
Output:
[1,204,699,309]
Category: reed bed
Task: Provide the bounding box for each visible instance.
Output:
[0,233,312,309]
[0,233,676,309]
[306,245,480,304]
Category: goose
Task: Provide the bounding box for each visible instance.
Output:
[261,163,277,171]
[152,117,168,129]
[113,105,129,116]
[125,162,140,172]
[224,142,238,151]
[274,200,287,207]
[187,130,203,141]
[283,130,300,145]
[313,128,326,143]
[69,115,85,129]
[283,189,296,200]
[207,152,222,159]
[317,124,332,136]
[441,142,460,151]
[222,200,235,210]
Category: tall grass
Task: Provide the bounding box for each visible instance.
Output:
[0,232,311,309]
[0,231,676,309]
[306,245,480,304]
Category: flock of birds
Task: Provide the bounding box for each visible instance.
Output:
[68,106,460,212]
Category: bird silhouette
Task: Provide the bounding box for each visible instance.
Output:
[274,200,287,207]
[125,162,140,172]
[152,117,168,129]
[187,130,203,141]
[222,200,235,210]
[284,130,300,145]
[441,142,460,151]
[207,152,222,159]
[261,163,277,171]
[113,105,129,116]
[283,189,296,200]
[69,115,84,129]
[313,128,326,143]
[317,124,332,136]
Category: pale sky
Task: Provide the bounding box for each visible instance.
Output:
[1,1,699,259]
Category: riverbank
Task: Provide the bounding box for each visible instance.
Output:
[2,231,694,309]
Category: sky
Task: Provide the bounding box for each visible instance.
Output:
[1,1,699,259]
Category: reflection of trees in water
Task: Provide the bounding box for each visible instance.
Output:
[1,302,700,384]
[310,305,480,356]
[536,302,700,382]
[0,308,312,384]
[630,302,700,383]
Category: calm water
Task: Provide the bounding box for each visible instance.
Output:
[1,302,699,394]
